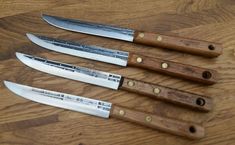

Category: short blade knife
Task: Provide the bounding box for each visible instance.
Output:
[15,52,212,111]
[42,14,223,57]
[26,33,218,85]
[4,81,205,139]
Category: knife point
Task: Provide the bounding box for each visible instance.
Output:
[26,33,33,38]
[15,52,25,61]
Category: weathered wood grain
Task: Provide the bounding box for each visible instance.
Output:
[0,0,235,145]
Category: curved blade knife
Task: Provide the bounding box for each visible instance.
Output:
[26,33,218,85]
[4,81,205,139]
[15,52,212,112]
[42,14,223,57]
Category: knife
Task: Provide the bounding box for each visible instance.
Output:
[15,52,212,111]
[4,81,205,139]
[42,14,223,57]
[26,33,218,85]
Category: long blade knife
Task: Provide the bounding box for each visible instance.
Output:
[42,14,223,57]
[26,33,218,85]
[4,81,205,139]
[16,52,212,111]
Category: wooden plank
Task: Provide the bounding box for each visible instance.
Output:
[0,0,79,18]
[0,0,235,144]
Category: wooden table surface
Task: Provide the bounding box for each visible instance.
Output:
[0,0,235,145]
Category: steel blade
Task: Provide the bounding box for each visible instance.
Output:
[4,81,112,118]
[16,52,122,90]
[26,33,129,66]
[42,14,135,42]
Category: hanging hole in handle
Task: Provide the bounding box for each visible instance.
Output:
[208,45,215,50]
[196,98,205,106]
[189,126,196,133]
[202,71,212,79]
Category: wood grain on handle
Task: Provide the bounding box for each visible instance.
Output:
[120,78,212,112]
[128,53,218,85]
[110,105,205,139]
[133,31,223,57]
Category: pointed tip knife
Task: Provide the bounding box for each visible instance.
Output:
[4,81,205,139]
[42,14,223,57]
[26,33,218,85]
[15,52,213,112]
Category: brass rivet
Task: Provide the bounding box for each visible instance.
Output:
[146,116,152,122]
[153,88,161,94]
[139,33,145,38]
[157,35,162,41]
[161,62,169,69]
[136,57,143,63]
[127,81,135,87]
[119,110,125,116]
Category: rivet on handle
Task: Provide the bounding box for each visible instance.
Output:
[119,110,125,116]
[145,116,152,122]
[139,33,145,38]
[157,35,162,41]
[153,88,161,94]
[127,81,135,87]
[136,57,143,63]
[161,62,169,69]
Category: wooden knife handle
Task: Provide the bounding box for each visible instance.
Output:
[119,77,212,112]
[128,53,218,85]
[133,31,223,57]
[110,105,205,139]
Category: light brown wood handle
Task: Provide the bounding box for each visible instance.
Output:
[133,31,223,57]
[111,105,205,139]
[120,77,212,112]
[128,53,218,85]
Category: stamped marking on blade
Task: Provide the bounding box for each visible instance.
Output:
[38,35,129,61]
[24,54,121,83]
[31,88,112,112]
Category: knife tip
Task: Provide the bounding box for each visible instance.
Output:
[15,52,24,61]
[3,80,12,90]
[26,33,32,38]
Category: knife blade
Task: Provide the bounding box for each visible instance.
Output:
[42,14,223,57]
[16,52,212,111]
[4,81,205,139]
[26,33,218,85]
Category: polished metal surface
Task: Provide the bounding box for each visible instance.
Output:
[27,33,129,66]
[4,81,112,118]
[16,52,122,90]
[42,14,134,42]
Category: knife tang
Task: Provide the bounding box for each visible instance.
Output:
[128,53,218,85]
[119,77,212,112]
[133,31,223,57]
[111,105,205,139]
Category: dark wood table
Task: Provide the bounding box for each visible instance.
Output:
[0,0,234,144]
